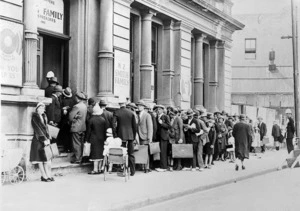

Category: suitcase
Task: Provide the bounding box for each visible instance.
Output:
[172,144,193,158]
[262,136,270,145]
[134,145,148,164]
[149,142,160,154]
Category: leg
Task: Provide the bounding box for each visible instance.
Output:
[192,142,198,169]
[197,141,205,169]
[160,140,168,169]
[204,155,208,167]
[125,140,135,176]
[93,161,99,172]
[38,163,47,178]
[71,132,83,162]
[43,162,52,178]
[208,155,213,166]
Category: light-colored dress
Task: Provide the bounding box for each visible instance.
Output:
[226,136,235,152]
[252,132,261,147]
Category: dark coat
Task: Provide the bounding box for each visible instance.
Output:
[286,117,295,139]
[45,86,54,98]
[272,124,281,138]
[149,112,157,142]
[156,114,171,141]
[46,94,62,124]
[233,121,252,160]
[216,122,228,152]
[113,107,137,141]
[85,115,107,159]
[204,124,216,155]
[170,116,185,143]
[30,112,51,162]
[101,109,113,129]
[183,118,200,143]
[258,122,267,141]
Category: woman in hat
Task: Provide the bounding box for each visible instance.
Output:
[216,116,228,161]
[30,102,54,182]
[57,87,74,152]
[85,104,107,174]
[45,76,59,98]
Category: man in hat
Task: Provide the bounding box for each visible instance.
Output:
[182,109,200,171]
[69,92,88,164]
[46,85,63,128]
[99,99,113,129]
[285,109,295,153]
[232,114,252,170]
[136,100,153,173]
[45,77,59,98]
[113,101,137,176]
[257,116,267,153]
[155,105,171,172]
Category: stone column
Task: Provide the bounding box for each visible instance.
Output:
[194,34,206,110]
[22,0,39,93]
[208,40,219,112]
[97,0,114,97]
[140,12,154,102]
[217,41,226,111]
[159,20,175,106]
[203,44,210,109]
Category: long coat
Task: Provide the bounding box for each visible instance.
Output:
[69,101,87,133]
[101,109,113,129]
[170,116,185,143]
[232,121,252,160]
[113,107,137,141]
[156,114,171,141]
[138,111,153,144]
[30,112,51,162]
[216,122,228,153]
[46,94,62,125]
[286,117,295,139]
[204,124,216,155]
[258,122,267,141]
[85,115,107,160]
[149,112,157,142]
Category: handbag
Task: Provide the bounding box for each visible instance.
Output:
[50,143,59,158]
[262,136,270,145]
[153,152,160,161]
[42,145,53,161]
[172,144,193,158]
[47,124,60,139]
[149,142,160,155]
[134,145,148,164]
[83,142,91,157]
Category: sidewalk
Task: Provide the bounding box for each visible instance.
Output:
[1,149,290,211]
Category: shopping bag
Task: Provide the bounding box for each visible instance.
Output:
[41,145,53,161]
[50,143,59,158]
[149,142,160,154]
[83,142,91,157]
[153,152,160,161]
[134,145,148,164]
[172,144,193,158]
[47,124,60,139]
[262,136,270,145]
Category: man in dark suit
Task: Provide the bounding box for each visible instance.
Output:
[257,116,267,153]
[285,109,295,153]
[113,102,137,176]
[99,99,113,128]
[155,105,171,172]
[183,109,200,171]
[46,85,63,127]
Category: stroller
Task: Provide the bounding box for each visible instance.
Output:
[1,148,25,185]
[103,148,130,182]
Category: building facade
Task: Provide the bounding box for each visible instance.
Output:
[231,5,294,123]
[1,0,243,177]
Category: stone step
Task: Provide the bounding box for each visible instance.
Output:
[286,158,300,168]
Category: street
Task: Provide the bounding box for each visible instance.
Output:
[137,168,300,211]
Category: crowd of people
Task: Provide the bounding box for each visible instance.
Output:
[29,71,296,182]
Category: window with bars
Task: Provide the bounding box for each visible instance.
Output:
[245,38,256,59]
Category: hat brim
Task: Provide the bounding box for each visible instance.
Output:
[136,103,146,107]
[63,91,72,98]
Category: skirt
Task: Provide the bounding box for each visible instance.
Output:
[204,142,214,155]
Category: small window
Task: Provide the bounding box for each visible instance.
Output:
[245,38,256,59]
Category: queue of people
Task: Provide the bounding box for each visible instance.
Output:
[29,72,296,182]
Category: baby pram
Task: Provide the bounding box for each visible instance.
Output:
[1,148,25,185]
[103,148,130,182]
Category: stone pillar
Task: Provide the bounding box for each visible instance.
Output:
[194,34,206,110]
[97,0,114,97]
[140,12,154,102]
[208,40,219,112]
[217,41,226,111]
[159,20,175,106]
[203,44,210,109]
[22,0,39,94]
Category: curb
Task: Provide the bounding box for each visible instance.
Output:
[109,166,288,211]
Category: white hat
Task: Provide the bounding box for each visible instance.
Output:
[285,109,292,114]
[92,104,103,115]
[46,71,55,78]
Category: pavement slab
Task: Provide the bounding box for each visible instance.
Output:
[0,149,292,211]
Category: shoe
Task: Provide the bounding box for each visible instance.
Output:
[144,169,150,173]
[198,168,204,172]
[88,171,100,175]
[175,166,183,171]
[71,160,81,164]
[191,168,196,171]
[242,165,245,170]
[182,167,190,171]
[130,172,135,176]
[207,165,211,169]
[155,168,166,172]
[47,177,55,182]
[211,161,214,165]
[41,177,49,182]
[235,164,239,171]
[168,167,173,172]
[204,165,208,169]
